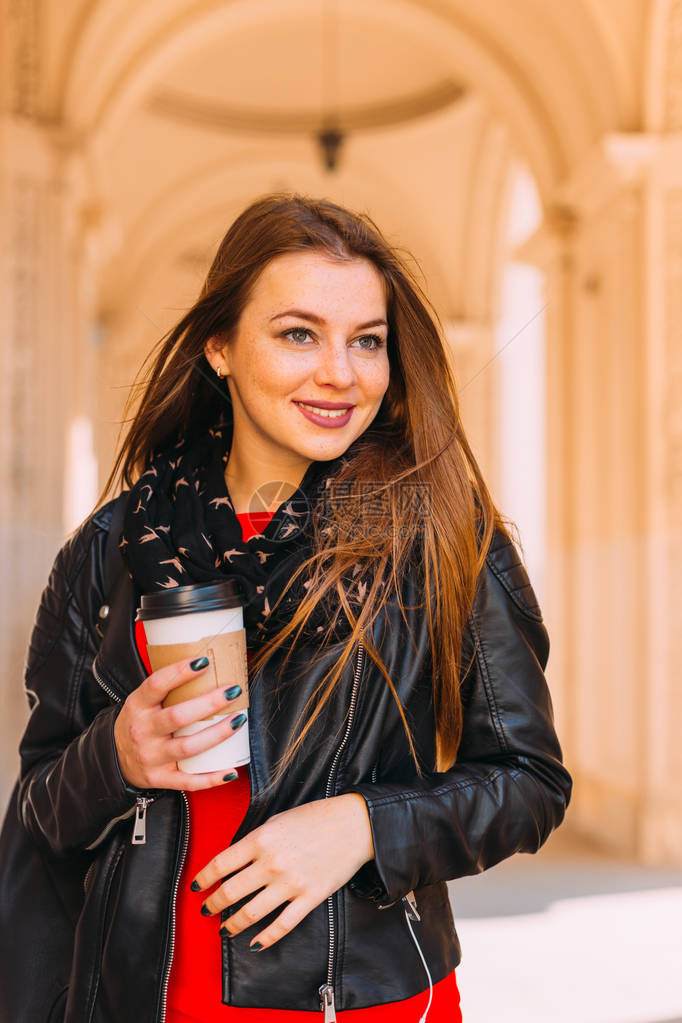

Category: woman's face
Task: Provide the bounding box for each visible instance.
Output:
[205,250,391,479]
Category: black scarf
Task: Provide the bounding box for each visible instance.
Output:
[118,414,361,647]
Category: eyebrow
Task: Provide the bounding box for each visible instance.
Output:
[270,309,388,331]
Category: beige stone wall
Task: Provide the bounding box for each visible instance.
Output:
[1,0,680,866]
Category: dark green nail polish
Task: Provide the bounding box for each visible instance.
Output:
[231,712,247,731]
[200,904,212,917]
[223,771,238,782]
[249,941,263,952]
[190,880,201,892]
[190,656,209,671]
[224,685,242,700]
[219,925,233,938]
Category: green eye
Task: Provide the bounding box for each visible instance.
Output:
[353,334,385,351]
[283,328,313,344]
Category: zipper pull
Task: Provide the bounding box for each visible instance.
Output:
[132,796,152,845]
[402,889,433,1023]
[318,983,337,1021]
[402,889,420,922]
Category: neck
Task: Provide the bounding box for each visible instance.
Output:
[224,449,312,515]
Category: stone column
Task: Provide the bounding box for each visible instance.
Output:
[0,4,107,809]
[519,133,682,865]
[0,117,71,808]
[638,135,682,863]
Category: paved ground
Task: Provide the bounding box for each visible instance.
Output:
[447,830,682,1023]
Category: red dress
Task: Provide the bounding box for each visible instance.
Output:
[135,510,461,1022]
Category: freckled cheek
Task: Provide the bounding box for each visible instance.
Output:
[364,363,390,402]
[248,355,302,401]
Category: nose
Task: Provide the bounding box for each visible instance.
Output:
[312,340,357,391]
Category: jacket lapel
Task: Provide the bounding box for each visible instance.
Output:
[93,566,147,701]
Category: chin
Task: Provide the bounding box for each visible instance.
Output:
[295,439,351,464]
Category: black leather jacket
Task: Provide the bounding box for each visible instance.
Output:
[14,493,571,1021]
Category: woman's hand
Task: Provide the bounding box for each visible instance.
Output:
[191,794,375,950]
[113,656,247,791]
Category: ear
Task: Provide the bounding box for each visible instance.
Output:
[204,334,230,376]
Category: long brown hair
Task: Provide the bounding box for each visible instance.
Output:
[94,192,506,777]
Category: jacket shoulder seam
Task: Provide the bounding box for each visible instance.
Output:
[485,534,543,622]
[64,509,115,627]
[24,516,106,691]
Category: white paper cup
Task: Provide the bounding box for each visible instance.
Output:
[136,581,249,774]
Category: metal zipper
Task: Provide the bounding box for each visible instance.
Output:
[83,857,97,894]
[403,890,420,922]
[319,983,337,1022]
[158,789,189,1023]
[317,641,365,1021]
[92,659,122,705]
[132,796,156,844]
[84,803,138,851]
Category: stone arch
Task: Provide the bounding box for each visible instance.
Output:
[57,0,625,203]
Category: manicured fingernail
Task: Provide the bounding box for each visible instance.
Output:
[190,880,201,892]
[223,771,238,782]
[249,941,263,952]
[224,685,242,700]
[230,712,247,731]
[200,904,212,917]
[190,656,209,671]
[219,925,233,938]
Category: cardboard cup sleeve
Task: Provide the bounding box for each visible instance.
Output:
[147,629,249,722]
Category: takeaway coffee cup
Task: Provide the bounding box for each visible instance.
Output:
[135,580,249,773]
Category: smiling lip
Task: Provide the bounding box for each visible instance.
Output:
[293,399,354,410]
[293,401,354,428]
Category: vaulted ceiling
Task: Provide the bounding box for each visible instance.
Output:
[35,0,654,332]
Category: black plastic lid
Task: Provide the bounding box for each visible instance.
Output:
[135,579,244,621]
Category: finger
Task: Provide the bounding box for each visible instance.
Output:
[197,861,264,914]
[166,710,248,762]
[191,831,254,891]
[148,764,243,793]
[137,656,213,711]
[230,896,312,951]
[218,885,292,939]
[179,767,242,791]
[154,681,245,736]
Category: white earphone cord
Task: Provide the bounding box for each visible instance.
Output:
[403,907,434,1023]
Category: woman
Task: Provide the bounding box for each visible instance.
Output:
[4,194,571,1021]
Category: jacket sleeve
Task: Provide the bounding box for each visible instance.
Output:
[17,514,143,857]
[343,533,572,907]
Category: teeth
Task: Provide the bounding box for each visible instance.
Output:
[296,402,350,419]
